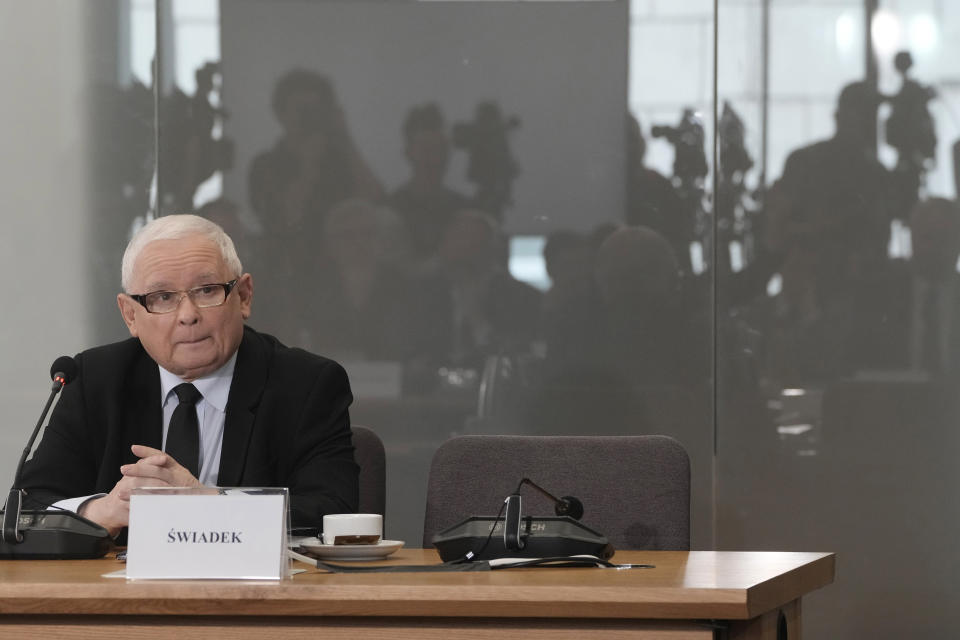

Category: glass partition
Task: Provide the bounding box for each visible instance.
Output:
[628,0,716,549]
[2,1,958,636]
[153,0,717,550]
[717,1,959,637]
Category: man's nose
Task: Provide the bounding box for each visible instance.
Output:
[175,293,201,324]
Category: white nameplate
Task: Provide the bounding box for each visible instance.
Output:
[126,487,288,580]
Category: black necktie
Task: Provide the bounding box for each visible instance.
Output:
[166,383,202,477]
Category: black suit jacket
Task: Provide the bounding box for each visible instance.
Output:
[20,326,359,529]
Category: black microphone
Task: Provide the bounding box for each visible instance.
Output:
[50,355,78,390]
[516,478,584,520]
[503,479,585,552]
[0,356,111,559]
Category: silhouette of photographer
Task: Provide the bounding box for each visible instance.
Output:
[767,81,892,315]
[249,69,383,238]
[388,103,469,263]
[885,50,938,222]
[625,114,690,273]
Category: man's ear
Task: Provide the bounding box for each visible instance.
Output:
[237,273,253,320]
[117,294,139,337]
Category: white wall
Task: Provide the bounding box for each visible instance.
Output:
[0,2,96,486]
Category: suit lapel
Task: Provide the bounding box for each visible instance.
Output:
[124,345,162,463]
[219,327,267,486]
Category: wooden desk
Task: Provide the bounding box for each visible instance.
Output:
[0,549,834,639]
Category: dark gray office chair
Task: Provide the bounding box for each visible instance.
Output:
[351,425,386,517]
[422,434,690,550]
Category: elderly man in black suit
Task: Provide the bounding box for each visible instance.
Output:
[20,214,358,537]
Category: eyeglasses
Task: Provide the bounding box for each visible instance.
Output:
[129,280,238,314]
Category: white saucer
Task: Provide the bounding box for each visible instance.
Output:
[296,539,404,561]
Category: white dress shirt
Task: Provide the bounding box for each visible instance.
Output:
[158,353,236,487]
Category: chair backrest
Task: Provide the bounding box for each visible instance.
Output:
[422,434,690,550]
[351,425,386,517]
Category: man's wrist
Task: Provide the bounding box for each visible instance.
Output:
[79,496,123,538]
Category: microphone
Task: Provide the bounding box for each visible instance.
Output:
[504,479,584,551]
[516,478,584,520]
[50,355,78,390]
[0,356,111,559]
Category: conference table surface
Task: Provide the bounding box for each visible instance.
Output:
[0,549,835,639]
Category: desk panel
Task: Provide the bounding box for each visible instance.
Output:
[0,550,833,639]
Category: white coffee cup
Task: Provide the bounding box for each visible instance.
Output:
[322,513,383,545]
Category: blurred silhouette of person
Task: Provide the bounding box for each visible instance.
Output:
[522,226,709,435]
[716,101,764,276]
[248,69,383,344]
[626,114,691,273]
[389,103,469,263]
[249,69,383,234]
[846,197,960,376]
[89,68,155,219]
[767,81,892,316]
[905,198,960,375]
[590,222,620,253]
[543,231,596,312]
[451,101,521,222]
[649,108,710,267]
[593,226,710,386]
[756,241,855,384]
[159,61,234,214]
[308,198,446,364]
[435,210,542,366]
[885,50,937,220]
[725,173,866,384]
[540,230,604,375]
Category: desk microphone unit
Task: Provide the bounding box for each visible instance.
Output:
[0,356,111,559]
[432,478,613,562]
[432,514,613,562]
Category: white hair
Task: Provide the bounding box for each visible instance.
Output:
[121,214,243,292]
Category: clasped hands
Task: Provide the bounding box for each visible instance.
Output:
[79,444,202,537]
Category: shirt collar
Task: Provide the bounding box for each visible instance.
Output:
[159,352,237,413]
